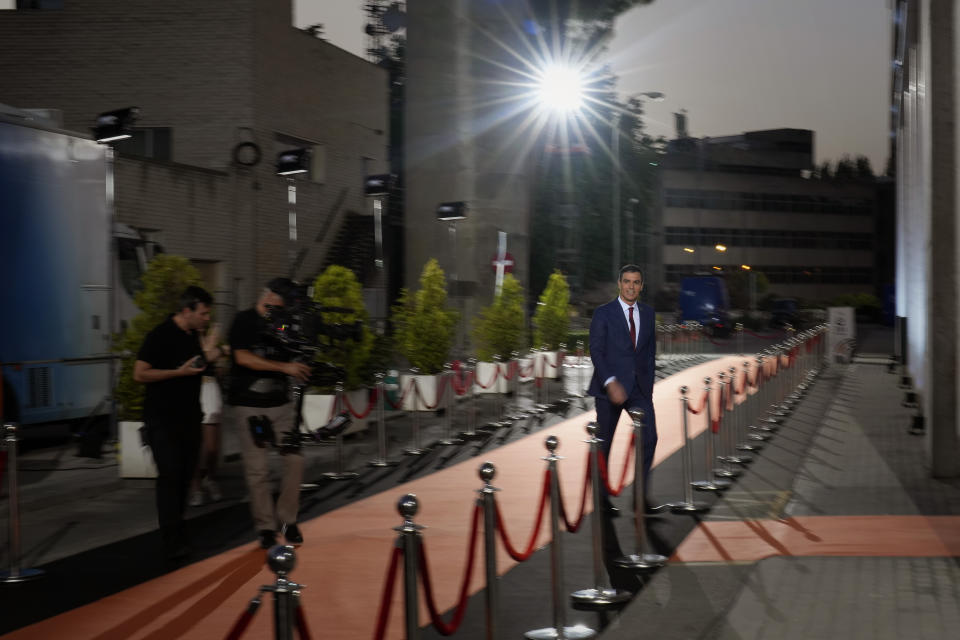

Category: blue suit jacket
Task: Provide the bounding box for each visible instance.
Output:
[587,298,656,406]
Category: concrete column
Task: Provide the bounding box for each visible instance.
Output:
[927,0,960,476]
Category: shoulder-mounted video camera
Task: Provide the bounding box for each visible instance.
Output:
[261,278,362,387]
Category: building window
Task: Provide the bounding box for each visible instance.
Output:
[113,127,173,161]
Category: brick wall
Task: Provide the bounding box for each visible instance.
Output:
[0,0,389,312]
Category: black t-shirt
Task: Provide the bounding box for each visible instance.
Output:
[137,316,203,424]
[228,308,292,407]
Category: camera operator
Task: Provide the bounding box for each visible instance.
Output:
[228,278,311,549]
[133,285,219,561]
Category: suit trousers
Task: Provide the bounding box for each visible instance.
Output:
[146,418,201,551]
[231,403,304,532]
[594,384,658,492]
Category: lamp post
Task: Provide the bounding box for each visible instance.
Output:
[365,174,395,332]
[275,148,310,277]
[611,92,663,280]
[437,201,468,352]
[93,106,139,446]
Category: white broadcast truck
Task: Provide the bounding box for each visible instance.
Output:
[0,106,150,430]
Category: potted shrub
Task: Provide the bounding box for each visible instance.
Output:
[391,259,458,410]
[300,265,376,435]
[472,273,526,393]
[114,254,204,477]
[531,270,570,379]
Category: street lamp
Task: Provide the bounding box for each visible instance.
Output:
[611,92,664,280]
[436,201,468,353]
[365,173,395,332]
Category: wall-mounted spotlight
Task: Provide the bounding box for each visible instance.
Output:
[93,107,139,143]
[365,173,395,196]
[276,148,310,176]
[436,201,468,221]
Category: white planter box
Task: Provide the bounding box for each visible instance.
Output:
[119,420,156,478]
[562,355,593,397]
[398,374,440,411]
[535,351,562,379]
[301,393,368,435]
[474,361,509,394]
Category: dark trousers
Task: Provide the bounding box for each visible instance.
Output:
[594,385,658,499]
[146,420,201,551]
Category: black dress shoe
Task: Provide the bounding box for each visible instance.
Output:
[258,529,277,549]
[281,523,304,545]
[164,542,192,561]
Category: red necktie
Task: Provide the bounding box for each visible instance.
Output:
[628,306,636,348]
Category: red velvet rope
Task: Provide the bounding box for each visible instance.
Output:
[371,545,403,640]
[223,603,256,640]
[494,469,550,561]
[557,462,590,532]
[597,435,634,497]
[342,388,377,419]
[418,503,483,636]
[473,365,499,390]
[385,377,417,410]
[414,376,448,410]
[295,601,312,640]
[500,360,518,381]
[449,367,475,397]
[686,390,709,415]
[518,360,535,377]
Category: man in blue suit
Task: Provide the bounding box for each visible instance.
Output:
[588,265,658,514]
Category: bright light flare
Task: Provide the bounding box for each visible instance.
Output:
[536,65,585,113]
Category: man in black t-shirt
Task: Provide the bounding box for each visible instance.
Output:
[134,285,219,560]
[228,278,311,549]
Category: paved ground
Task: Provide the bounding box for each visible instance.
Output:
[5,324,955,640]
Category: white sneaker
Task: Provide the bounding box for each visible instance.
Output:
[188,490,204,507]
[203,478,223,502]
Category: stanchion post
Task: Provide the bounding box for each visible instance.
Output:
[733,365,763,452]
[525,436,596,640]
[267,546,302,640]
[323,384,359,480]
[667,388,710,514]
[717,373,750,466]
[369,373,398,467]
[570,423,631,605]
[478,463,500,640]
[710,376,741,480]
[461,359,483,440]
[736,322,744,356]
[395,494,424,640]
[439,364,462,446]
[692,378,731,492]
[744,360,772,440]
[615,410,667,570]
[0,423,45,583]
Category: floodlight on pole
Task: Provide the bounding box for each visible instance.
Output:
[93,107,139,143]
[275,148,310,176]
[436,201,468,221]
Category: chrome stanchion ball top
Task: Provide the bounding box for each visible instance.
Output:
[267,544,298,578]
